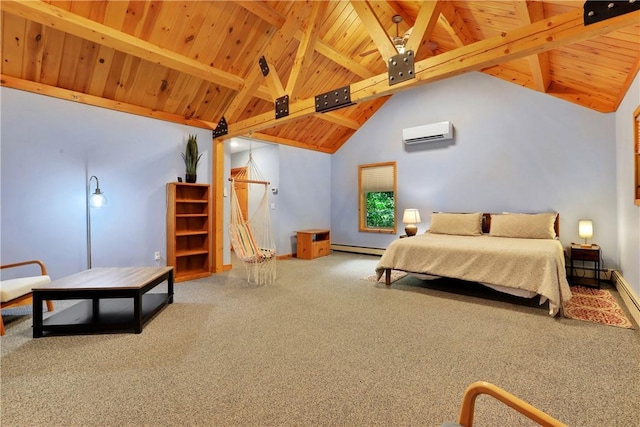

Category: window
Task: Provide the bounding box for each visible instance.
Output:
[635,105,640,206]
[359,162,397,233]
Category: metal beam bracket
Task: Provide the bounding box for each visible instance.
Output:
[315,85,355,113]
[583,1,640,25]
[275,95,289,119]
[259,56,269,76]
[212,116,228,138]
[388,50,415,86]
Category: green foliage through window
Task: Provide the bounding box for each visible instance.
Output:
[366,191,395,228]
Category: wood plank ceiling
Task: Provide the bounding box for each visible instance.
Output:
[1,1,639,153]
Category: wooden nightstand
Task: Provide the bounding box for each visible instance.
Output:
[296,229,330,260]
[569,244,601,288]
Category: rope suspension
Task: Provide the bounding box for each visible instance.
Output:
[229,144,276,285]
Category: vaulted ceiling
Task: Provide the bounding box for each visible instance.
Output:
[1,1,639,153]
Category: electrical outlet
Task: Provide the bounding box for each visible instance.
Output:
[154,251,161,261]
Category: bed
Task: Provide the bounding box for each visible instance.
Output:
[375,212,572,316]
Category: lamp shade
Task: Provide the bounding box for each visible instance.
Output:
[89,191,107,208]
[578,220,593,239]
[402,209,421,224]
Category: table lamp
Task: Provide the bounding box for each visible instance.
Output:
[403,209,421,237]
[578,219,593,248]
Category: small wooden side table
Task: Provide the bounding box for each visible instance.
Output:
[569,244,601,288]
[296,229,330,260]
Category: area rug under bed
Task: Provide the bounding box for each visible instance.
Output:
[563,286,634,329]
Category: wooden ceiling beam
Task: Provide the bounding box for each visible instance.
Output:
[252,132,334,154]
[226,8,640,138]
[350,1,398,64]
[0,74,218,129]
[286,1,327,99]
[264,62,286,101]
[221,2,309,123]
[318,112,361,130]
[0,0,275,103]
[404,0,444,58]
[306,34,376,79]
[439,2,474,47]
[514,0,551,92]
[232,0,286,29]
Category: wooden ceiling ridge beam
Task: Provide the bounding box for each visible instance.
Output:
[285,1,327,99]
[226,8,640,138]
[350,1,398,65]
[404,0,444,58]
[0,0,248,92]
[513,0,551,93]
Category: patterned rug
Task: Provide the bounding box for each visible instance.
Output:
[563,286,634,329]
[363,270,407,284]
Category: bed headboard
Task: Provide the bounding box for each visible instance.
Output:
[482,213,560,237]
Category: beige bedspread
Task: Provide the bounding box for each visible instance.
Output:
[375,233,572,316]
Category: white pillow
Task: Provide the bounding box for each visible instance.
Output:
[490,212,557,239]
[428,212,483,236]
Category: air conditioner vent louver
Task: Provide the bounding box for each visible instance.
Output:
[402,121,453,145]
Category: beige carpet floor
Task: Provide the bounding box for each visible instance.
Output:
[1,252,639,426]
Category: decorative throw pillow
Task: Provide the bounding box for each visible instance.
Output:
[428,212,483,236]
[489,212,557,239]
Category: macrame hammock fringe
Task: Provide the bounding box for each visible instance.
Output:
[229,153,276,285]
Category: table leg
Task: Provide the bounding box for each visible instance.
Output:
[92,298,100,323]
[134,293,142,333]
[168,271,174,304]
[33,293,44,338]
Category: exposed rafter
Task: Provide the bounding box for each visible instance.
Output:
[514,0,551,93]
[0,0,275,101]
[286,2,327,99]
[404,1,443,59]
[439,2,474,48]
[223,2,309,123]
[351,1,398,64]
[226,8,640,138]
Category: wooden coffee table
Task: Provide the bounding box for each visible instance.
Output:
[32,267,173,338]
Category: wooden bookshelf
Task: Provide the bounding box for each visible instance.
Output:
[166,183,211,282]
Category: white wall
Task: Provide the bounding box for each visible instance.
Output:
[0,87,211,279]
[229,142,332,257]
[615,72,640,295]
[331,72,619,269]
[278,145,331,255]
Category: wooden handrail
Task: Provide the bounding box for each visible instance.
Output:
[457,381,567,427]
[1,259,48,276]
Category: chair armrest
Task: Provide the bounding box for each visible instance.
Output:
[458,381,566,427]
[1,260,48,276]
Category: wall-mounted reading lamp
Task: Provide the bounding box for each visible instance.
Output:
[87,175,108,268]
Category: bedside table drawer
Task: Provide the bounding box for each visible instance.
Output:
[571,247,599,261]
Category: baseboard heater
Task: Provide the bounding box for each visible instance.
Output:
[330,244,385,256]
[612,270,640,327]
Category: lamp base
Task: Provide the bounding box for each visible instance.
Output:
[580,243,593,248]
[404,224,418,237]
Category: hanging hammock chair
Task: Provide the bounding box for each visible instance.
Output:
[229,151,276,285]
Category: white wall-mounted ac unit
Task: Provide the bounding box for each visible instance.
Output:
[402,121,453,144]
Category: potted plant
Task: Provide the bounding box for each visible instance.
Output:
[181,134,202,183]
